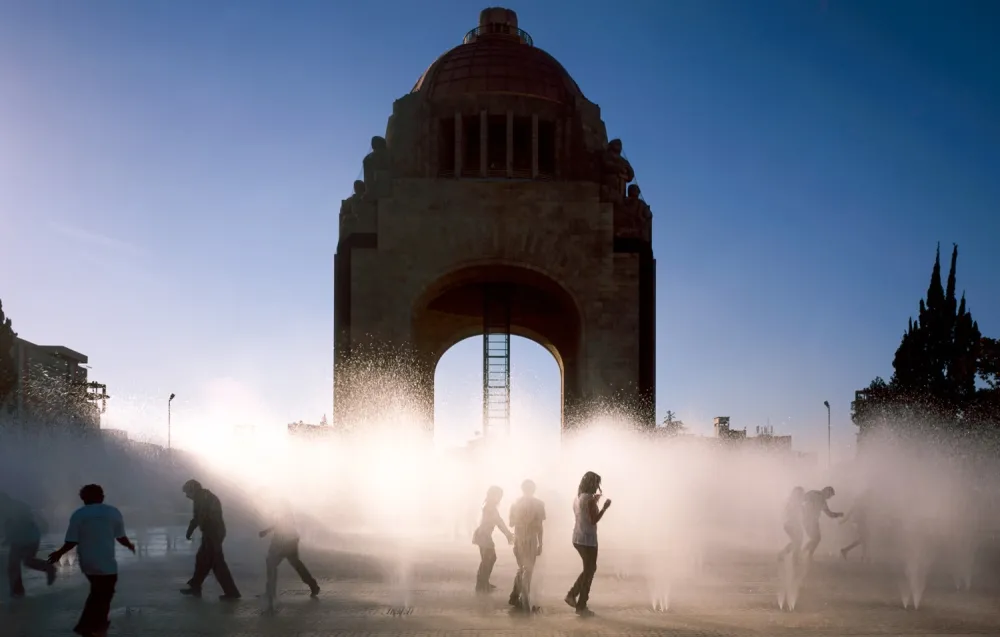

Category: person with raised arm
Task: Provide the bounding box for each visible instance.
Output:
[802,486,843,561]
[565,471,611,617]
[472,485,513,594]
[47,484,134,637]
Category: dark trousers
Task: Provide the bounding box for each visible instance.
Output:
[6,540,50,596]
[510,539,538,608]
[568,543,598,609]
[74,574,117,635]
[188,536,240,596]
[265,538,318,601]
[476,546,496,591]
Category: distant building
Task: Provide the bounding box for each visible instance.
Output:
[8,336,108,428]
[287,421,333,438]
[713,416,746,440]
[713,416,794,452]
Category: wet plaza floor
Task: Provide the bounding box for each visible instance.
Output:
[4,527,1000,637]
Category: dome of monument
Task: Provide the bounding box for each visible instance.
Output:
[411,8,584,105]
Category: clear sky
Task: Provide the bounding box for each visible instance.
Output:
[2,0,997,456]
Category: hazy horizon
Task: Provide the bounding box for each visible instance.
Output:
[2,0,998,457]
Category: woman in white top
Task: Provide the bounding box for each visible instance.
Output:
[472,485,513,593]
[565,471,611,616]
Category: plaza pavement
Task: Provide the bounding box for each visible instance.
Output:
[3,527,999,637]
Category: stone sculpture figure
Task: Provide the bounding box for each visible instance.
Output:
[617,184,653,241]
[598,139,634,203]
[363,136,391,200]
[340,180,366,218]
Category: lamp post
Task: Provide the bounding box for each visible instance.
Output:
[168,393,176,450]
[824,400,831,470]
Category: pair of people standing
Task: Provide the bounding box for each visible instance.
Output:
[471,471,612,617]
[472,480,546,612]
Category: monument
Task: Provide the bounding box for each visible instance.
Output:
[334,7,656,434]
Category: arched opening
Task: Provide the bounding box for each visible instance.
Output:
[434,335,562,449]
[412,262,584,437]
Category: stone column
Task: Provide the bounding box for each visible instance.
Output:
[479,111,488,177]
[531,114,539,178]
[454,113,463,177]
[506,110,514,178]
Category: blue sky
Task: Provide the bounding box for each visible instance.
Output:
[1,0,997,455]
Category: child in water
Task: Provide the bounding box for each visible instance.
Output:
[472,485,513,593]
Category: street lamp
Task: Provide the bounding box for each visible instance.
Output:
[823,400,831,470]
[168,393,176,450]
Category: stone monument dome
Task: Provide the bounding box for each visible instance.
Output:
[411,8,583,105]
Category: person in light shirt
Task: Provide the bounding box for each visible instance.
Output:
[565,471,611,617]
[508,479,546,612]
[259,497,320,611]
[47,484,134,637]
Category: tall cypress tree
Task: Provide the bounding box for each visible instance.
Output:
[888,244,981,405]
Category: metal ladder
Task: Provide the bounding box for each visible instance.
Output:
[482,284,511,438]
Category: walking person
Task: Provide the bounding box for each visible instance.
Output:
[46,484,135,637]
[565,471,611,617]
[802,486,843,561]
[472,485,513,594]
[259,498,319,611]
[508,479,546,612]
[776,486,805,562]
[1,491,56,598]
[179,479,241,600]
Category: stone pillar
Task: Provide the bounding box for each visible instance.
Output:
[506,110,514,178]
[531,114,539,178]
[454,113,463,177]
[479,110,488,177]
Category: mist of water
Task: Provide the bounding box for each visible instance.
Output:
[3,375,999,613]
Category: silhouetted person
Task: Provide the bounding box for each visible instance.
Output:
[472,485,512,593]
[259,498,319,611]
[47,484,134,637]
[565,471,611,617]
[1,491,56,598]
[802,486,842,560]
[841,489,872,562]
[508,479,546,612]
[777,486,805,562]
[179,479,241,600]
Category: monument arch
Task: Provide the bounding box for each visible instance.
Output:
[334,8,656,434]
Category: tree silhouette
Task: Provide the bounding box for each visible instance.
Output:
[980,337,1000,391]
[853,245,997,439]
[0,299,17,408]
[660,410,687,435]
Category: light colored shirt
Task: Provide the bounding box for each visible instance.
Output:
[65,503,126,575]
[510,496,546,543]
[572,493,598,547]
[272,500,299,543]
